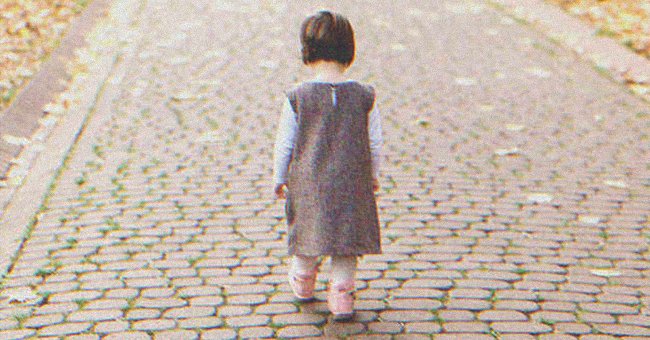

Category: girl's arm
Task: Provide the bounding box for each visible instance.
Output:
[273,98,298,197]
[368,102,383,181]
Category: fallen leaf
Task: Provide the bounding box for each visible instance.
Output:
[259,60,278,70]
[455,77,477,86]
[505,124,525,132]
[445,2,485,15]
[630,84,649,96]
[371,18,390,28]
[525,67,552,78]
[1,287,38,304]
[604,180,627,189]
[43,103,65,115]
[520,37,534,46]
[192,80,220,89]
[179,21,200,31]
[169,56,191,66]
[74,49,95,66]
[495,147,520,156]
[391,43,406,52]
[590,269,621,277]
[172,32,188,42]
[131,87,144,97]
[2,134,30,146]
[269,39,285,48]
[39,116,58,127]
[479,104,495,112]
[196,131,224,144]
[157,40,174,48]
[588,6,606,20]
[414,118,430,127]
[527,193,553,204]
[16,67,33,78]
[500,17,515,25]
[206,49,226,58]
[171,91,199,101]
[578,215,602,224]
[138,51,156,60]
[407,8,423,17]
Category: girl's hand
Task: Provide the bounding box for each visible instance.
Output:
[373,178,379,192]
[275,183,287,199]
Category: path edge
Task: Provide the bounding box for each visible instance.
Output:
[0,0,143,281]
[0,0,113,181]
[489,0,650,101]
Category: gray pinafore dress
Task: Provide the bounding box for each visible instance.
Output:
[285,81,381,256]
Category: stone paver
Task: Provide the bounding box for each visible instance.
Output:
[0,0,648,339]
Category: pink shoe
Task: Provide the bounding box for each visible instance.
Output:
[288,268,316,301]
[328,280,355,321]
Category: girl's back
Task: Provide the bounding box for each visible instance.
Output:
[285,80,380,256]
[272,10,383,320]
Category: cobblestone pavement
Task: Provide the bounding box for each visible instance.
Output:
[1,0,649,339]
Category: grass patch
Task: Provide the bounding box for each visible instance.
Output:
[431,310,444,324]
[513,16,528,25]
[513,267,529,275]
[188,255,205,266]
[102,218,121,233]
[598,230,609,240]
[116,161,129,174]
[594,65,612,78]
[489,328,501,339]
[268,322,286,329]
[92,144,103,158]
[532,42,557,57]
[12,313,29,327]
[206,117,219,130]
[38,291,52,302]
[595,27,617,38]
[74,298,89,308]
[65,237,78,249]
[35,267,55,277]
[538,317,556,326]
[488,289,498,302]
[1,87,17,104]
[75,174,87,186]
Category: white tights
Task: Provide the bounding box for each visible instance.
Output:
[292,255,357,284]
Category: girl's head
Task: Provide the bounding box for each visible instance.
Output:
[300,11,355,68]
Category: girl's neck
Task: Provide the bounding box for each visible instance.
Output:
[310,61,348,83]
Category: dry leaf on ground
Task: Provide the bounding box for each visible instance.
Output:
[547,0,650,62]
[0,1,87,110]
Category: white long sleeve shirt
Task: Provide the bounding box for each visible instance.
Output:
[273,97,383,184]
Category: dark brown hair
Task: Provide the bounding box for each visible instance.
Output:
[300,11,355,66]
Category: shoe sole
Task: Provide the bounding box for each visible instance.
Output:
[294,295,316,303]
[289,274,316,302]
[332,312,354,321]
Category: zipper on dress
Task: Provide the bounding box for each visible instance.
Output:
[330,85,337,106]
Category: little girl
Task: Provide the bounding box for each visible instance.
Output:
[273,10,383,320]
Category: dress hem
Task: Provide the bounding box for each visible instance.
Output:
[288,249,383,257]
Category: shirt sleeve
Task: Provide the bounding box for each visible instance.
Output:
[272,98,298,184]
[368,102,383,179]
